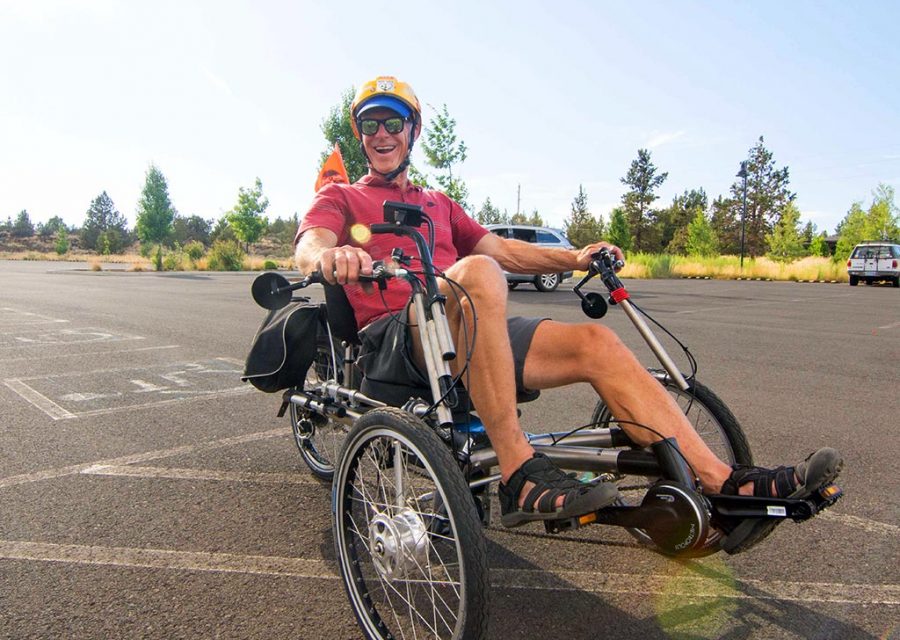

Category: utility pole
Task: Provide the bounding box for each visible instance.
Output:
[737,161,749,270]
[516,184,521,217]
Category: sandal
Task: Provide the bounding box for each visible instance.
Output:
[499,453,619,528]
[719,447,843,554]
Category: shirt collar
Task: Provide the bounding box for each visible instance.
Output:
[358,173,422,192]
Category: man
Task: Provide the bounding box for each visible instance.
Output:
[295,76,842,551]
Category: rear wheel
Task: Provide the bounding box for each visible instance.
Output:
[849,275,859,286]
[291,342,348,481]
[893,277,899,288]
[334,408,488,640]
[591,371,752,556]
[534,273,560,292]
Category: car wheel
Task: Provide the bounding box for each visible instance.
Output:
[893,277,899,288]
[849,275,859,286]
[507,282,519,290]
[534,273,560,292]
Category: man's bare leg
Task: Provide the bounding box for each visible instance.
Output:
[522,320,735,493]
[407,255,533,482]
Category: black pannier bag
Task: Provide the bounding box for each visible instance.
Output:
[242,302,323,392]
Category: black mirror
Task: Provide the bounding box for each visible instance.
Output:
[581,292,608,319]
[252,272,292,310]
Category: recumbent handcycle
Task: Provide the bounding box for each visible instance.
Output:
[244,201,842,640]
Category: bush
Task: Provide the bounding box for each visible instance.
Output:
[55,228,69,255]
[163,250,185,271]
[207,240,245,271]
[184,240,205,263]
[263,259,278,270]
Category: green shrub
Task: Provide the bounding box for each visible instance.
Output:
[184,240,205,263]
[263,259,278,270]
[207,240,245,271]
[163,250,185,271]
[55,228,69,255]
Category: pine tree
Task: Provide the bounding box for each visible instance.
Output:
[11,210,34,238]
[659,188,707,252]
[607,207,632,253]
[563,185,604,248]
[422,104,470,211]
[766,201,804,262]
[710,196,740,255]
[527,209,544,227]
[55,227,69,255]
[476,197,503,225]
[620,149,668,252]
[82,191,128,252]
[728,137,795,258]
[685,208,718,257]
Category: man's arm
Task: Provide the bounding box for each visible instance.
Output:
[470,233,624,274]
[294,227,374,285]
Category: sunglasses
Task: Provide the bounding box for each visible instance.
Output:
[358,115,407,136]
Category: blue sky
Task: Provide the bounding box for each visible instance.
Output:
[1,0,898,235]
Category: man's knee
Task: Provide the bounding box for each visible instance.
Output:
[573,323,631,365]
[448,255,506,295]
[448,256,505,284]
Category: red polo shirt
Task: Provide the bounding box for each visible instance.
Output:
[297,175,489,328]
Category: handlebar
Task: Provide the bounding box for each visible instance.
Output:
[251,261,398,310]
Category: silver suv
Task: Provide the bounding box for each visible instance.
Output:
[486,224,574,292]
[846,241,900,287]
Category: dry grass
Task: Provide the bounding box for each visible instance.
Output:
[669,255,846,281]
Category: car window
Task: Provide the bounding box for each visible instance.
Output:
[490,228,509,239]
[893,246,900,258]
[536,230,562,244]
[512,228,537,243]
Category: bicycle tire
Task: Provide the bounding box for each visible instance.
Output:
[333,408,489,640]
[291,342,348,481]
[591,371,753,556]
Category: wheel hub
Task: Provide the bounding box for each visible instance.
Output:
[369,509,430,581]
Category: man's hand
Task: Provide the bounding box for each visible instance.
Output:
[317,244,374,285]
[575,242,625,271]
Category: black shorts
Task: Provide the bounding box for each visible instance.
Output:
[357,311,547,394]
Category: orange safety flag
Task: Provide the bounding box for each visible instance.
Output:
[315,143,350,191]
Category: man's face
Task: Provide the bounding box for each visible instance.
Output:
[359,107,415,175]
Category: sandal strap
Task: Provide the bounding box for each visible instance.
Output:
[499,453,587,515]
[722,464,798,498]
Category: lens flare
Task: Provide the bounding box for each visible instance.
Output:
[653,557,740,639]
[350,224,371,244]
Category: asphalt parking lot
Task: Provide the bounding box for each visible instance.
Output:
[1,260,898,639]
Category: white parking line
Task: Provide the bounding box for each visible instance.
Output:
[0,307,68,326]
[0,428,286,489]
[0,344,179,364]
[3,378,75,419]
[1,540,897,605]
[81,464,319,486]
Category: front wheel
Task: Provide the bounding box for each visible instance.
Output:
[333,408,489,640]
[534,273,560,292]
[591,372,752,556]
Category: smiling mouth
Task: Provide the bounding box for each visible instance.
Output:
[374,145,396,155]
